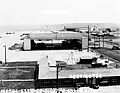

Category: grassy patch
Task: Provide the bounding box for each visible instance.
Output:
[6,61,37,67]
[0,68,34,79]
[0,62,36,89]
[0,81,34,89]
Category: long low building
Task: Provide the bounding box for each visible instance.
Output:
[34,53,120,89]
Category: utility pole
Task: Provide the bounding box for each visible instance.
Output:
[53,32,58,40]
[103,35,104,48]
[56,64,59,93]
[93,35,95,49]
[0,79,4,87]
[3,45,7,64]
[88,25,90,52]
[64,26,66,31]
[99,35,100,48]
[56,64,65,93]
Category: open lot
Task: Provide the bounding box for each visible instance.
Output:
[0,68,34,79]
[1,81,34,89]
[0,62,35,89]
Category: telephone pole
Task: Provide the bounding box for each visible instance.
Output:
[3,45,7,64]
[56,64,59,90]
[88,25,90,52]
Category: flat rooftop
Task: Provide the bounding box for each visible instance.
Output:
[1,49,100,62]
[27,31,82,40]
[39,68,120,79]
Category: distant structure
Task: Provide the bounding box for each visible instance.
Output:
[64,26,91,33]
[64,26,79,32]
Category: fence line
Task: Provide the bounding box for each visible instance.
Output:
[0,88,88,93]
[0,66,35,69]
[1,79,34,82]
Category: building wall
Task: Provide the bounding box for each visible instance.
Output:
[82,37,88,49]
[38,56,49,79]
[35,76,120,88]
[24,38,31,50]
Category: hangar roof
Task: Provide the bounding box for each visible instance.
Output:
[23,31,82,40]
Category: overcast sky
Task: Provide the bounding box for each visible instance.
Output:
[0,0,119,25]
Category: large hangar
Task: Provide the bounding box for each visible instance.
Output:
[22,31,88,51]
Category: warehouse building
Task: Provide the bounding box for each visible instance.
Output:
[34,54,120,89]
[22,31,88,51]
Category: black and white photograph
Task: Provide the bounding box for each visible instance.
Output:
[0,0,120,93]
